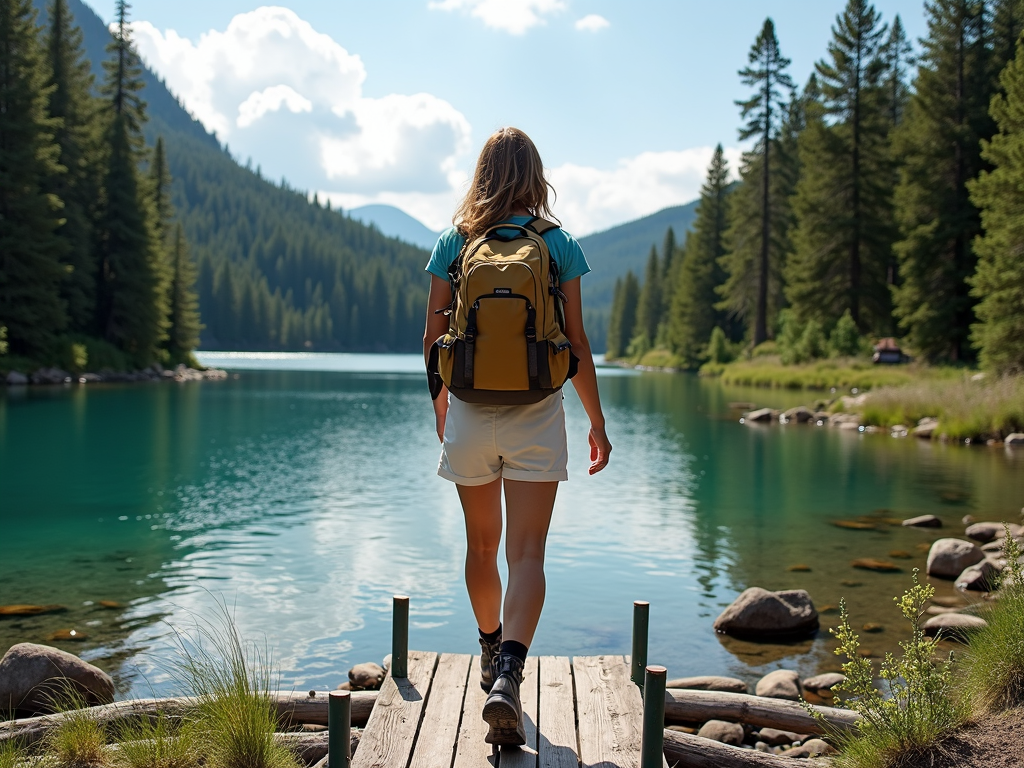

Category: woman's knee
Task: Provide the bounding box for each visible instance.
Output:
[467,537,500,561]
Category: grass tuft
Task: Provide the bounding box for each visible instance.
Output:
[112,715,201,768]
[0,740,29,768]
[960,532,1024,714]
[813,571,967,768]
[43,689,111,768]
[168,601,298,768]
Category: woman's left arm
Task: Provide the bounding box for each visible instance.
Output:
[561,278,612,474]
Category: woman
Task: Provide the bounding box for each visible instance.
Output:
[423,127,611,745]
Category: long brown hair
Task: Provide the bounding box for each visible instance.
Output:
[453,127,558,243]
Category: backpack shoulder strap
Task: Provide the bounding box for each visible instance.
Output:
[523,216,560,236]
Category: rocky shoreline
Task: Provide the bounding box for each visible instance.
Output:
[4,364,228,387]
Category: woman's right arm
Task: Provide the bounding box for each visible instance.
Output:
[424,275,452,442]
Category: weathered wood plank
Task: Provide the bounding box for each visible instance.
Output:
[574,655,642,768]
[664,689,860,734]
[499,656,538,768]
[537,656,578,768]
[408,654,472,768]
[352,650,438,768]
[452,657,497,768]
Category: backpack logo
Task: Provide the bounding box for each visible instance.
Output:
[494,288,512,295]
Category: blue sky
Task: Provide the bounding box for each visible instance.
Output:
[83,1,928,234]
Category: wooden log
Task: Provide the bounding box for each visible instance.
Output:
[662,729,830,768]
[0,691,378,747]
[664,689,859,734]
[277,729,361,766]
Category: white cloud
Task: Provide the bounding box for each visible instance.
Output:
[428,0,565,34]
[547,146,742,236]
[130,7,471,197]
[574,14,609,32]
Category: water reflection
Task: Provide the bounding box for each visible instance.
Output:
[1,357,1021,697]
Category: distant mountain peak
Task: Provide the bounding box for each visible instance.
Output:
[347,205,441,250]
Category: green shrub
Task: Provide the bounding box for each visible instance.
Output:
[706,326,733,364]
[0,326,8,357]
[797,319,828,362]
[76,336,130,372]
[114,714,201,768]
[170,604,298,768]
[829,311,862,357]
[777,310,804,364]
[960,532,1024,714]
[818,571,967,768]
[751,340,778,357]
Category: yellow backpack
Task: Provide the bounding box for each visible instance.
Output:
[428,217,578,404]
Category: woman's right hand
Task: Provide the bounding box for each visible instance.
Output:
[588,425,611,474]
[434,396,449,443]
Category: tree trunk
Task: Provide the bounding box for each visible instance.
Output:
[664,689,860,734]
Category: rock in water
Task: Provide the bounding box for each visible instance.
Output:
[782,406,814,423]
[696,720,745,746]
[0,643,114,714]
[956,560,1001,592]
[665,676,747,693]
[755,670,802,700]
[802,673,845,697]
[348,662,385,690]
[5,371,28,386]
[714,588,818,639]
[966,522,1024,543]
[927,539,985,579]
[744,408,774,423]
[902,514,942,528]
[851,558,901,572]
[922,613,988,640]
[1004,433,1024,446]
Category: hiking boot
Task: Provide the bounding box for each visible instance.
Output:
[478,633,502,692]
[482,653,526,746]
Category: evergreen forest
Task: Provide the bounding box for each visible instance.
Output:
[607,0,1024,375]
[1,0,430,371]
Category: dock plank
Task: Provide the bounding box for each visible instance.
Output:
[574,655,642,768]
[352,650,438,768]
[408,653,472,768]
[537,656,578,768]
[452,657,497,768]
[499,656,538,768]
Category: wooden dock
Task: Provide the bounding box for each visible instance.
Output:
[351,652,666,768]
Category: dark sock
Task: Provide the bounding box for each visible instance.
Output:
[499,640,528,664]
[479,624,502,644]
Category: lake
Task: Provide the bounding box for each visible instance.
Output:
[1,353,1021,698]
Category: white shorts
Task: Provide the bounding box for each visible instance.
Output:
[438,393,568,486]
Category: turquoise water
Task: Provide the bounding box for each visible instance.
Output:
[1,354,1021,697]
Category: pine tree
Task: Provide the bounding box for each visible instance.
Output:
[669,145,731,368]
[44,0,101,335]
[891,0,993,362]
[722,18,794,345]
[150,136,172,244]
[880,14,914,127]
[785,0,895,334]
[968,37,1024,373]
[96,0,166,365]
[991,0,1024,86]
[0,0,67,358]
[165,224,202,364]
[605,271,639,360]
[631,246,662,352]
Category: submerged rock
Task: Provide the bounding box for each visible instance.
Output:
[755,670,802,701]
[927,538,985,579]
[713,588,818,640]
[851,558,901,572]
[0,643,114,714]
[696,719,744,746]
[0,604,66,616]
[665,675,747,693]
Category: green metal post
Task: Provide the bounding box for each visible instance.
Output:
[631,600,649,690]
[641,665,667,768]
[392,594,409,679]
[328,690,351,768]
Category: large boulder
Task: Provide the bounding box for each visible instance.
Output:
[0,643,114,714]
[926,539,984,579]
[696,720,744,746]
[956,559,1001,592]
[755,670,802,701]
[922,613,988,640]
[665,676,747,693]
[713,588,818,640]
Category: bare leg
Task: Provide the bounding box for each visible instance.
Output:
[457,479,503,634]
[501,479,558,647]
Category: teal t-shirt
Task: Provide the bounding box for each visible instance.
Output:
[425,216,591,283]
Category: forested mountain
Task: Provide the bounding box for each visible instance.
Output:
[348,205,442,251]
[607,0,1024,374]
[29,0,431,353]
